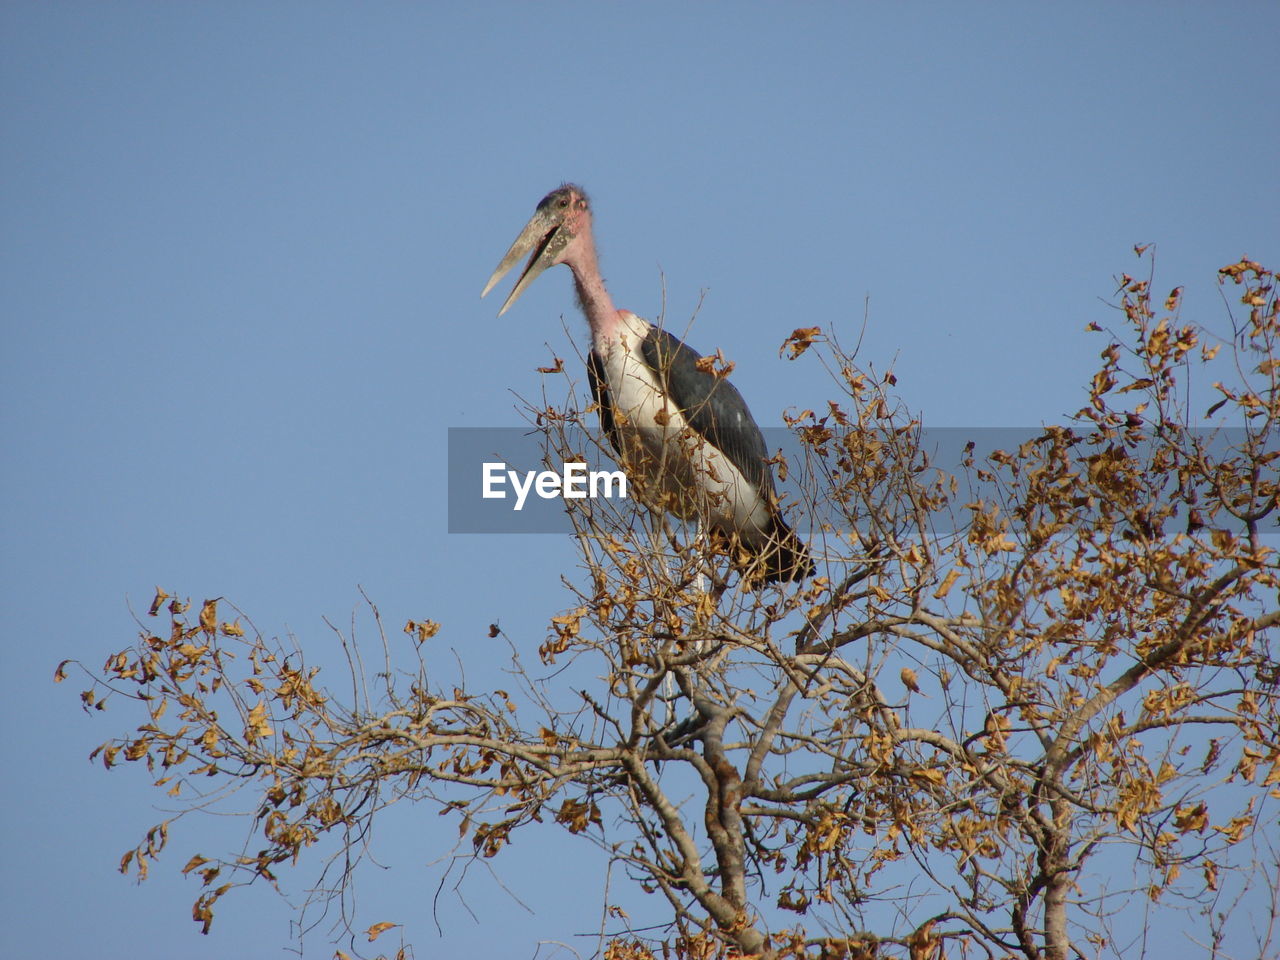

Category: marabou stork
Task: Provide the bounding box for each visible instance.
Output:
[481,185,812,584]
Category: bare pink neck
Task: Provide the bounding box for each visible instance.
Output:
[564,223,621,347]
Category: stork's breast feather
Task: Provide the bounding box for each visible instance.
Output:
[589,322,775,538]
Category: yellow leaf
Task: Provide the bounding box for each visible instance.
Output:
[907,919,938,960]
[931,568,961,599]
[694,349,735,379]
[909,767,944,787]
[201,726,220,753]
[1173,803,1208,834]
[366,921,399,942]
[199,599,218,636]
[1213,814,1253,845]
[244,702,274,743]
[781,326,823,359]
[148,587,170,617]
[404,619,441,645]
[1204,860,1219,891]
[1262,759,1280,788]
[182,854,210,875]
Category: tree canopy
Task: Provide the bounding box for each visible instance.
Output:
[63,252,1278,960]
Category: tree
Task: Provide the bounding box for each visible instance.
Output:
[62,252,1279,960]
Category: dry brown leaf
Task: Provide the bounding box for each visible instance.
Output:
[366,921,398,942]
[148,587,170,616]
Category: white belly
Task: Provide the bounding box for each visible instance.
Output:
[598,317,774,545]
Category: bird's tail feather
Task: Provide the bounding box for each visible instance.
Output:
[745,520,814,585]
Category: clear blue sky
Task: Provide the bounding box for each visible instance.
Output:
[2,3,1276,958]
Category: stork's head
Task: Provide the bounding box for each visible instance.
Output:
[481,184,592,316]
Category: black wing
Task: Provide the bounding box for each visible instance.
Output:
[640,327,775,497]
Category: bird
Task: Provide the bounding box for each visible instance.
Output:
[481,184,812,584]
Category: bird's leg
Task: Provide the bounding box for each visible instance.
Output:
[693,520,710,596]
[687,520,712,690]
[649,516,681,725]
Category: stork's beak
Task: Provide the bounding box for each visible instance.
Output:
[481,205,572,317]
